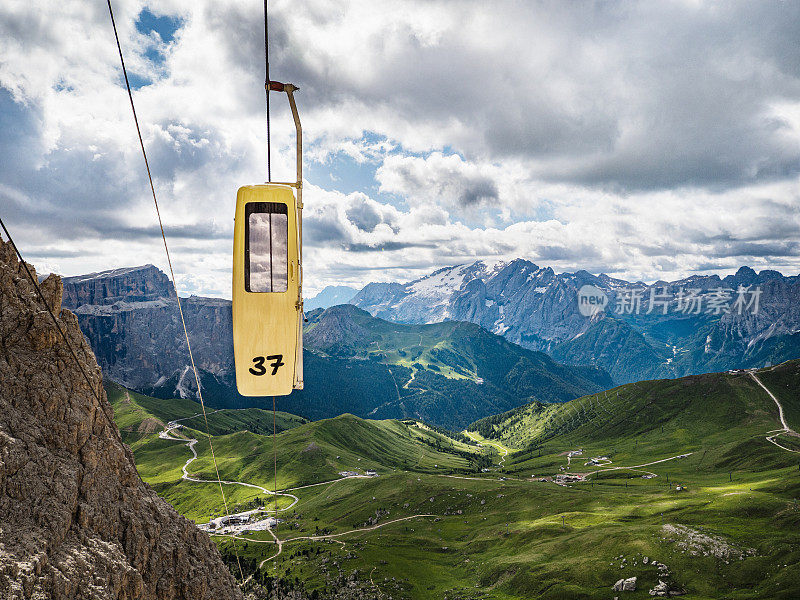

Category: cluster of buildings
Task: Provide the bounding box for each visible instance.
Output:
[338,469,379,478]
[554,473,585,484]
[199,511,278,535]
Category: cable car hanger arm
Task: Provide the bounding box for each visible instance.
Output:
[266,80,302,198]
[264,78,305,374]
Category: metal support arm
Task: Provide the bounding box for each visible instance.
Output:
[267,80,304,387]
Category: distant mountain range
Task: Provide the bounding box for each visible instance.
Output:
[62,259,800,426]
[350,259,800,383]
[304,285,358,311]
[62,265,608,429]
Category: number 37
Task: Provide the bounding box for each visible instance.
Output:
[249,354,285,376]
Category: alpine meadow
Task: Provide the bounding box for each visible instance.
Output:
[2,2,800,600]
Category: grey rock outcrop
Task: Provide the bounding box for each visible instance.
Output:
[649,579,686,597]
[612,576,637,592]
[0,239,242,600]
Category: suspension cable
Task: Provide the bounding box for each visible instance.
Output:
[0,218,122,444]
[265,0,272,182]
[265,0,281,532]
[105,0,244,582]
[272,396,279,522]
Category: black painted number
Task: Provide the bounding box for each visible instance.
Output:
[249,354,285,376]
[249,356,267,376]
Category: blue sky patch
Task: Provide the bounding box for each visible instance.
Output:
[134,8,184,74]
[135,8,183,45]
[308,151,379,196]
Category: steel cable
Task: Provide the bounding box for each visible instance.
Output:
[105,0,244,582]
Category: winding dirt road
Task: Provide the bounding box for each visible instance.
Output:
[464,431,509,467]
[750,371,800,453]
[586,453,693,480]
[159,420,299,509]
[158,418,439,581]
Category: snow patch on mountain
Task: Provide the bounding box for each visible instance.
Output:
[351,258,800,383]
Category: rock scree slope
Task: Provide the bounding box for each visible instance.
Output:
[0,238,242,600]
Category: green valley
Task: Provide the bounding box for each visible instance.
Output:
[296,304,612,429]
[107,381,309,443]
[111,361,800,599]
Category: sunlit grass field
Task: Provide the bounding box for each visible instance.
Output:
[109,362,800,599]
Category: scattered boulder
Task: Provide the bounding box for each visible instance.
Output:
[612,576,637,592]
[649,579,687,597]
[650,580,670,596]
[661,524,755,560]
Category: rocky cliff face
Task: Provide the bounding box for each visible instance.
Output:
[60,268,236,406]
[69,295,235,403]
[350,260,800,382]
[62,265,175,307]
[0,239,242,600]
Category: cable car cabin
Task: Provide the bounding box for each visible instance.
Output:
[233,184,303,396]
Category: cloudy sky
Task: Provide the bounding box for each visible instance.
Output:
[1,0,799,297]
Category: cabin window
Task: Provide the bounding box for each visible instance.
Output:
[245,202,289,293]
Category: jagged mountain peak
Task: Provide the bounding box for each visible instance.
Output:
[304,284,358,311]
[596,273,631,288]
[351,257,800,384]
[757,269,787,280]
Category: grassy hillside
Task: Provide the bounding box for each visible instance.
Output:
[300,304,612,429]
[468,362,800,462]
[752,359,800,432]
[183,415,488,496]
[116,366,800,599]
[111,384,491,520]
[106,381,307,443]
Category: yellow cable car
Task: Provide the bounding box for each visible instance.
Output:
[233,82,303,396]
